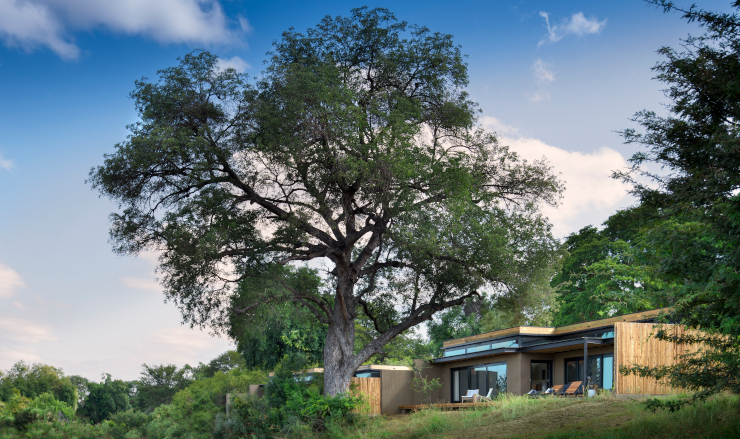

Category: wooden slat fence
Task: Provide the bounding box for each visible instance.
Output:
[350,377,381,414]
[614,322,702,394]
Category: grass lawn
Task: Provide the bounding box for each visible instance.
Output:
[342,394,740,439]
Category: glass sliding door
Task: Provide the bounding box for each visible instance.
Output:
[451,361,507,402]
[530,361,551,391]
[487,362,507,394]
[564,354,614,389]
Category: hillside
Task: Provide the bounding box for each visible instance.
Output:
[346,395,740,439]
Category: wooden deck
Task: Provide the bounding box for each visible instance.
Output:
[398,402,496,412]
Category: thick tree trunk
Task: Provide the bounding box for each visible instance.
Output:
[323,274,363,397]
[323,319,358,396]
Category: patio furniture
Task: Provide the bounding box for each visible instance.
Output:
[545,385,563,396]
[460,389,479,403]
[563,381,584,397]
[476,388,494,402]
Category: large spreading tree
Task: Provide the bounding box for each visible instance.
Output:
[90,8,562,395]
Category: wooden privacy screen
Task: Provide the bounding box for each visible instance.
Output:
[350,377,381,414]
[614,322,700,394]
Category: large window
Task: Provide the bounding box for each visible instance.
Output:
[451,361,507,402]
[443,339,518,357]
[564,354,613,389]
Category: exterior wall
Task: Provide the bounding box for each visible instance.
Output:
[378,369,415,414]
[614,322,699,395]
[412,359,443,405]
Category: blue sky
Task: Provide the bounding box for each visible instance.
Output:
[0,0,732,381]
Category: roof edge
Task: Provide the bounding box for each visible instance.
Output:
[442,307,671,348]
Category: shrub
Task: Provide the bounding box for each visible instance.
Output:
[214,364,362,438]
[108,410,151,439]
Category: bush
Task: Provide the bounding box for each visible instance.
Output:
[146,367,266,439]
[214,364,363,439]
[108,410,151,439]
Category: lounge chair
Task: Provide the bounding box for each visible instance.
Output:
[460,389,479,403]
[546,385,563,396]
[476,388,494,403]
[563,381,584,397]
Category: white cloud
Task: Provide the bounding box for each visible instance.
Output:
[0,346,42,367]
[32,294,70,309]
[0,263,25,298]
[526,90,551,103]
[0,0,246,60]
[480,116,519,137]
[539,11,606,46]
[0,318,58,343]
[533,59,555,84]
[138,250,161,268]
[12,301,25,311]
[482,118,635,237]
[216,55,250,73]
[150,327,215,351]
[121,276,162,294]
[0,152,14,171]
[527,59,555,102]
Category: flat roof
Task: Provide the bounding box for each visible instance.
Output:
[442,308,670,348]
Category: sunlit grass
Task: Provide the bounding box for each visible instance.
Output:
[543,395,740,439]
[341,394,740,439]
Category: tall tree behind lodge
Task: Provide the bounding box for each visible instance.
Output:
[615,0,740,402]
[90,8,562,395]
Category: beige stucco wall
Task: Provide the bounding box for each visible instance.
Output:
[378,369,415,414]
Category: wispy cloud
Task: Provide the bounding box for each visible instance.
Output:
[527,59,555,102]
[480,116,519,137]
[121,277,162,294]
[32,294,70,309]
[0,0,248,60]
[539,11,606,46]
[0,152,14,171]
[533,59,555,84]
[0,318,58,343]
[216,55,250,73]
[0,263,25,298]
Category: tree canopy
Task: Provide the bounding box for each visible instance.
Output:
[90,7,562,395]
[615,0,740,403]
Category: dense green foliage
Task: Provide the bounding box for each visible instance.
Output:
[550,207,667,326]
[0,362,77,409]
[612,0,740,405]
[132,364,192,413]
[213,365,362,439]
[77,374,133,424]
[191,351,247,379]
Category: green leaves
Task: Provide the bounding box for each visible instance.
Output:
[91,7,562,394]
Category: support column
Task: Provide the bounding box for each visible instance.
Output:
[583,339,589,389]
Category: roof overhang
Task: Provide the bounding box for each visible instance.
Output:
[442,307,670,348]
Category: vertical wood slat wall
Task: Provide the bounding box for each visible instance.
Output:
[614,322,698,394]
[350,377,381,414]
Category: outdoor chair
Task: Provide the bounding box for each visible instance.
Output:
[460,390,479,403]
[476,388,494,403]
[563,381,584,397]
[545,385,563,396]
